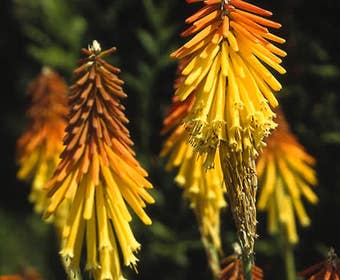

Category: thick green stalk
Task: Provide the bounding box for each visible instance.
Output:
[241,253,254,280]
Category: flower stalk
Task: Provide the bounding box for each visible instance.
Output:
[283,236,297,280]
[242,254,254,280]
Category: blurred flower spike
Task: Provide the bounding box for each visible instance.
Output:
[161,62,227,275]
[257,109,318,244]
[161,95,227,251]
[0,266,43,280]
[171,0,286,262]
[43,40,155,280]
[16,67,68,218]
[299,247,340,280]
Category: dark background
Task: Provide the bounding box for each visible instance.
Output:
[1,0,339,279]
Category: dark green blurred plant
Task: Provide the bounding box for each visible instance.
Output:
[14,0,87,74]
[123,0,179,155]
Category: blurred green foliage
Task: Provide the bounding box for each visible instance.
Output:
[14,0,87,74]
[123,0,178,154]
[1,0,339,279]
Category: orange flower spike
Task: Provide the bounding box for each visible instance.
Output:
[171,0,286,158]
[299,248,340,280]
[173,0,286,266]
[44,40,154,280]
[220,244,264,280]
[16,67,68,218]
[257,109,318,244]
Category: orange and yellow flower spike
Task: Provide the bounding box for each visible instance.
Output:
[161,62,226,277]
[299,247,340,280]
[43,41,154,280]
[257,109,318,244]
[0,267,43,280]
[171,0,286,162]
[171,0,286,264]
[16,67,68,221]
[161,95,227,253]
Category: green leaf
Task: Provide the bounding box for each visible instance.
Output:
[150,220,177,241]
[137,61,154,83]
[308,64,340,78]
[157,53,177,69]
[137,29,159,57]
[14,0,87,74]
[28,45,77,71]
[321,132,340,144]
[23,25,52,45]
[309,41,330,62]
[142,0,162,30]
[123,73,147,94]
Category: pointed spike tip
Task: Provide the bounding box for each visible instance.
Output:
[88,40,102,54]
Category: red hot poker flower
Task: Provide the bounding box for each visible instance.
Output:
[44,41,154,280]
[16,67,68,217]
[299,248,340,280]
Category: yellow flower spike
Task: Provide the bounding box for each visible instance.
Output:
[257,109,318,244]
[16,67,69,228]
[172,0,286,261]
[172,0,286,156]
[161,61,227,277]
[44,41,154,280]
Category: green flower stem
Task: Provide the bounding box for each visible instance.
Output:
[283,236,296,280]
[201,235,220,279]
[241,254,253,280]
